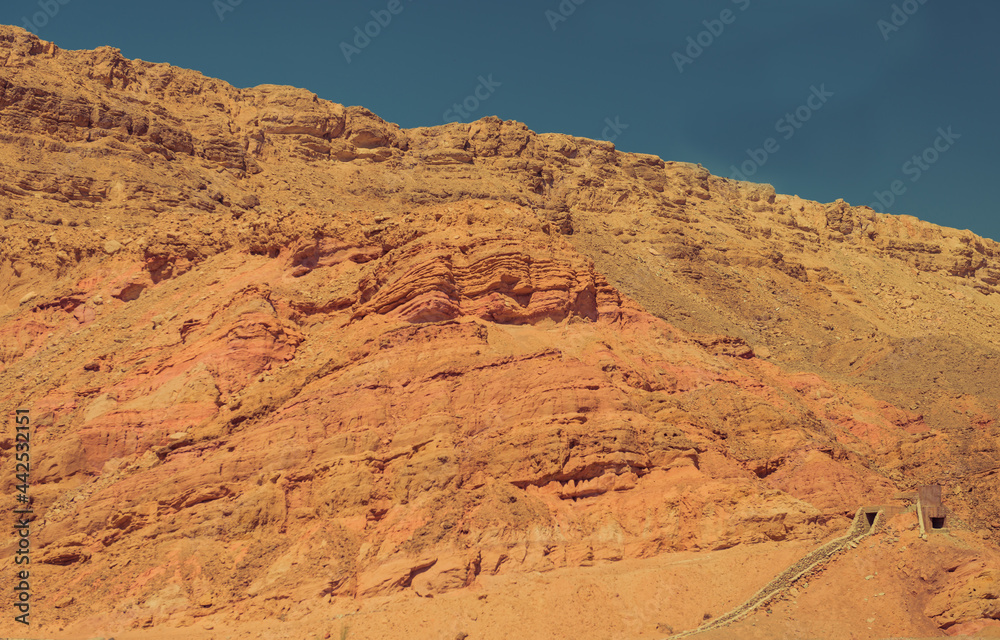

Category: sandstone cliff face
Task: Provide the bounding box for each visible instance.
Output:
[1,25,999,638]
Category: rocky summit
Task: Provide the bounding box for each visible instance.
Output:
[1,24,1000,639]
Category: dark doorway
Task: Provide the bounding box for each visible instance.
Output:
[930,517,945,529]
[865,512,877,527]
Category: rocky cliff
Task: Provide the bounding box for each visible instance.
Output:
[1,25,999,639]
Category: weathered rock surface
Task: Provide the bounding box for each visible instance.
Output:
[1,25,999,639]
[926,568,1000,629]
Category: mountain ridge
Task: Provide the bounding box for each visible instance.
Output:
[1,24,999,639]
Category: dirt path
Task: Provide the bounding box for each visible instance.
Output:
[668,508,885,639]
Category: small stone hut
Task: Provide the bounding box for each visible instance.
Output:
[861,484,947,533]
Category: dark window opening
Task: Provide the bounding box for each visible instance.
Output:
[865,512,877,527]
[930,517,945,529]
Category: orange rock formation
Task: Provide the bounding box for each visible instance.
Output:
[1,25,999,639]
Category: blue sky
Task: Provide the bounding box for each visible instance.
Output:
[6,0,998,241]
